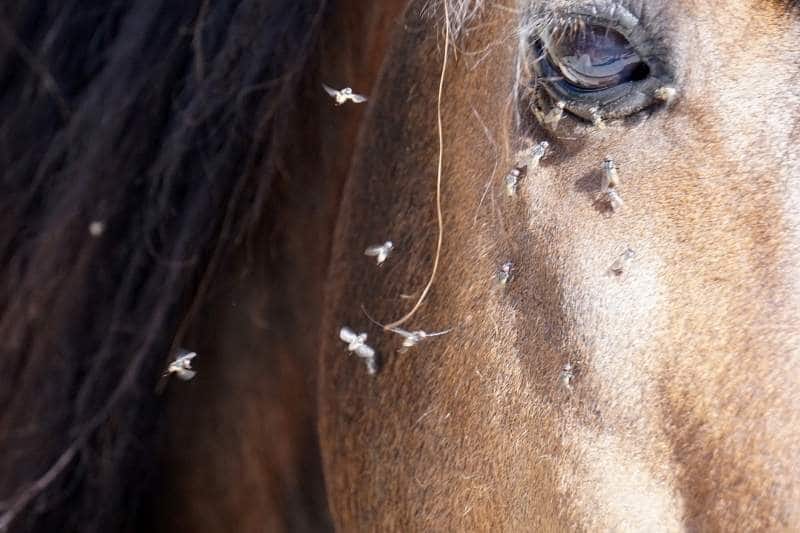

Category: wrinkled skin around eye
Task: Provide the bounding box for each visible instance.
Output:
[543,24,647,90]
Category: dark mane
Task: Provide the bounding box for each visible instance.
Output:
[0,1,326,531]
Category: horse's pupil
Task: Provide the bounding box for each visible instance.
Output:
[544,24,648,91]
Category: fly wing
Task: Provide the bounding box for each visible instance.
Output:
[364,245,382,256]
[322,83,339,97]
[339,327,356,343]
[176,368,197,381]
[350,93,368,103]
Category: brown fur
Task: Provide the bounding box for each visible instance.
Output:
[320,0,800,530]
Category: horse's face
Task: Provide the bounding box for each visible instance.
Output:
[321,0,800,529]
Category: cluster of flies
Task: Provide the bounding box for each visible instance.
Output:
[162,82,663,385]
[329,80,660,384]
[325,82,462,375]
[519,84,679,389]
[508,147,635,391]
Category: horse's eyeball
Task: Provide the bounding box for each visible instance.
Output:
[542,24,649,91]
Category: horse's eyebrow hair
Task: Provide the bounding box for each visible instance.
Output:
[518,0,647,32]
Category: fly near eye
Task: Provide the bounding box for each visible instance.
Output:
[542,23,649,91]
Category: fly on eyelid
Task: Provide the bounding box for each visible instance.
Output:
[598,157,624,212]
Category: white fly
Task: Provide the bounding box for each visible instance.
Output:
[359,305,452,354]
[167,350,197,381]
[322,84,368,105]
[600,158,624,212]
[388,327,452,352]
[339,326,377,374]
[506,141,549,197]
[560,362,575,391]
[654,86,677,106]
[609,247,636,276]
[602,158,621,190]
[589,107,606,129]
[504,167,524,197]
[364,241,394,265]
[543,100,566,129]
[497,261,514,285]
[528,140,550,167]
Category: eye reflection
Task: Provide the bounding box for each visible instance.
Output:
[542,23,649,91]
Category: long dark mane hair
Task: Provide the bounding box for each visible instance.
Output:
[0,1,326,531]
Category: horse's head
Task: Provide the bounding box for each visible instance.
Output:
[1,0,798,530]
[321,0,800,529]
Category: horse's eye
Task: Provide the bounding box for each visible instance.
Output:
[542,24,649,91]
[529,10,673,126]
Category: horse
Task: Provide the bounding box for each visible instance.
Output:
[1,0,799,531]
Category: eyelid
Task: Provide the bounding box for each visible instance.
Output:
[525,0,643,29]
